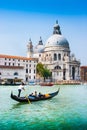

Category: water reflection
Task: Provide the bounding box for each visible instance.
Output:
[11,102,27,109]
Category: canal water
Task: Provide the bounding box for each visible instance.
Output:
[0,85,87,130]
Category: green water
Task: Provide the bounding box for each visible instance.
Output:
[0,85,87,130]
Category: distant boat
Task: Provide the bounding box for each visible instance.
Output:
[10,88,60,103]
[40,82,54,86]
[29,81,36,85]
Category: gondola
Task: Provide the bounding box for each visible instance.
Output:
[10,88,60,103]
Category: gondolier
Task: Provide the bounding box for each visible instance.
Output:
[18,82,25,97]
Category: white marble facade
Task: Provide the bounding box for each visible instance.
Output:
[32,21,80,81]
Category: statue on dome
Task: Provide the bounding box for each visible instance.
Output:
[38,36,43,45]
[53,20,62,35]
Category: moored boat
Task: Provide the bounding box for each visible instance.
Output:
[40,82,54,86]
[10,88,60,103]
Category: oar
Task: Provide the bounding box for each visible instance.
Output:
[25,95,31,104]
[24,89,31,104]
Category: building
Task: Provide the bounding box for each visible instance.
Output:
[0,54,38,84]
[33,21,80,81]
[0,21,80,84]
[80,66,87,82]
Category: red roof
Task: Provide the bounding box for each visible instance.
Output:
[0,54,38,61]
[81,66,87,69]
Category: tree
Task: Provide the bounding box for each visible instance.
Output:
[36,63,52,82]
[36,63,44,77]
[42,68,51,82]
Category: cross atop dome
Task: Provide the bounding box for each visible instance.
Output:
[56,20,58,24]
[53,20,62,35]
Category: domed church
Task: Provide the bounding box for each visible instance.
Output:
[27,21,80,81]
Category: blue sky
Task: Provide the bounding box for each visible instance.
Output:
[0,0,87,65]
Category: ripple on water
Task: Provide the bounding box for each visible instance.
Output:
[0,85,87,130]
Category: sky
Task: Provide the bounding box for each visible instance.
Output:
[0,0,87,65]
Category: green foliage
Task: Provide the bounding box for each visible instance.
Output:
[36,63,52,81]
[36,63,44,77]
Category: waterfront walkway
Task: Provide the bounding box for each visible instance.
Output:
[55,80,81,85]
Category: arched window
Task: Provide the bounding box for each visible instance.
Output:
[54,66,61,69]
[54,53,57,61]
[58,54,61,60]
[14,72,18,76]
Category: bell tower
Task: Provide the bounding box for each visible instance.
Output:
[27,38,33,58]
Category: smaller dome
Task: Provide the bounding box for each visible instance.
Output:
[34,37,44,53]
[34,44,44,53]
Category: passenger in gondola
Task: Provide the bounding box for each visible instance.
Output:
[29,91,38,98]
[28,93,34,99]
[38,92,43,98]
[29,93,34,96]
[35,91,38,97]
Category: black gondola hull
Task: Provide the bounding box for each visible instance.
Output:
[10,88,60,103]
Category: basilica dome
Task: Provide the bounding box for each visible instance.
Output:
[44,20,70,52]
[45,34,69,49]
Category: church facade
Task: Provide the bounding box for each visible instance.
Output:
[28,21,80,82]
